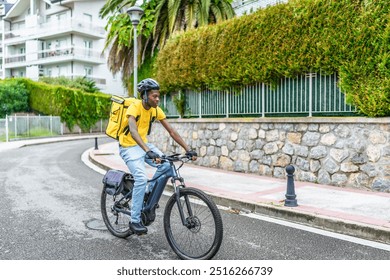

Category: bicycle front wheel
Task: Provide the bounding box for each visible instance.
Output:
[101,187,132,238]
[164,188,223,260]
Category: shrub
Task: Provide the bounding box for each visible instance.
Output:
[39,76,100,93]
[0,79,29,117]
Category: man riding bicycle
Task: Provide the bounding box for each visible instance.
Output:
[119,78,197,235]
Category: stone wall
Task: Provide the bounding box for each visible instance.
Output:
[148,117,390,192]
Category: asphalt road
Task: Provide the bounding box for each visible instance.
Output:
[0,139,389,260]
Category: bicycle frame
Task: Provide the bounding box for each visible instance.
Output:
[142,157,187,226]
[112,155,191,227]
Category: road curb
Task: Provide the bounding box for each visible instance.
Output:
[89,152,112,172]
[0,134,106,152]
[208,194,390,245]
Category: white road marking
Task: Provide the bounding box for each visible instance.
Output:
[241,212,390,252]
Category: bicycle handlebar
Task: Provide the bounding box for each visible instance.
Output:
[145,153,194,163]
[160,154,192,162]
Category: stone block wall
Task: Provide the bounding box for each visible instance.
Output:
[148,117,390,192]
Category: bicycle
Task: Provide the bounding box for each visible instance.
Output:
[100,154,223,260]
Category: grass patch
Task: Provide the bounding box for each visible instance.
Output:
[0,127,59,142]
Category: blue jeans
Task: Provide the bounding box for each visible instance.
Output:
[119,143,171,224]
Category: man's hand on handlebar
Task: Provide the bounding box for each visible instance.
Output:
[146,150,162,164]
[185,150,198,161]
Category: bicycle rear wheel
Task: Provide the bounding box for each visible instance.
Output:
[101,187,132,238]
[164,188,223,260]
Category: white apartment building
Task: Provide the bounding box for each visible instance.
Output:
[0,0,126,95]
[232,0,288,16]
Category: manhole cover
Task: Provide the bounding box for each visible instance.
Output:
[85,219,107,230]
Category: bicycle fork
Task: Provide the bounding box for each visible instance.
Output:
[172,178,195,229]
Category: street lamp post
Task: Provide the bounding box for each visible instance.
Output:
[127,6,144,98]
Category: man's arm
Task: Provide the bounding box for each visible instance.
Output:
[160,118,191,152]
[128,116,161,162]
[128,116,149,152]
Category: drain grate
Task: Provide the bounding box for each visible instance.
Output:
[85,219,107,230]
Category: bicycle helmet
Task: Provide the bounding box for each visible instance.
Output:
[137,78,160,96]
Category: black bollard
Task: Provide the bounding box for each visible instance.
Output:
[94,137,99,150]
[285,165,298,207]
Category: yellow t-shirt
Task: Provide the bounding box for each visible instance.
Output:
[119,100,166,147]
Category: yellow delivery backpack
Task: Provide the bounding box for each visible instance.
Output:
[105,96,138,140]
[105,95,157,140]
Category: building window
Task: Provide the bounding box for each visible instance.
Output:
[84,40,92,49]
[39,66,44,77]
[84,40,92,57]
[11,21,25,31]
[84,66,92,77]
[48,12,67,23]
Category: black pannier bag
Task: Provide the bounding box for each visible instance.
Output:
[102,170,134,196]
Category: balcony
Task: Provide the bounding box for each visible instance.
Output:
[3,18,106,45]
[5,54,26,65]
[4,47,105,68]
[38,47,106,64]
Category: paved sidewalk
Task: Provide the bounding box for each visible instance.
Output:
[89,141,390,245]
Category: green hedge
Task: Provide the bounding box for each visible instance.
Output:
[16,78,111,131]
[0,79,29,118]
[156,0,390,117]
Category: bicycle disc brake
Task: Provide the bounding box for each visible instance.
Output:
[186,216,201,233]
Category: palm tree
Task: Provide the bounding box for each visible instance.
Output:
[152,0,235,53]
[99,0,235,85]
